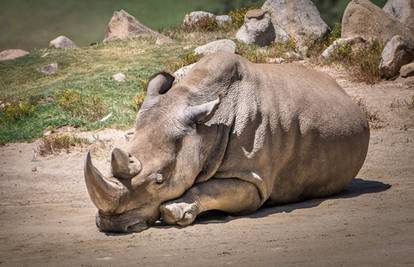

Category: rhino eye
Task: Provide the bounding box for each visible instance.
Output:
[155,173,164,184]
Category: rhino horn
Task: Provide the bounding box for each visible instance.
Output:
[111,148,142,179]
[84,152,125,213]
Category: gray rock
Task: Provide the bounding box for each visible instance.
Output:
[321,36,366,59]
[112,72,126,82]
[383,0,414,31]
[173,63,197,81]
[49,35,77,49]
[342,0,414,47]
[236,9,276,47]
[39,63,58,75]
[183,11,215,27]
[262,0,329,45]
[379,35,414,79]
[265,57,286,64]
[400,62,414,78]
[104,9,163,42]
[0,49,29,61]
[194,39,236,56]
[215,15,232,27]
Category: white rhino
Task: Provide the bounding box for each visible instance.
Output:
[85,52,369,233]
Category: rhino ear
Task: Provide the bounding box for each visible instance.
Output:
[147,72,175,97]
[185,98,220,124]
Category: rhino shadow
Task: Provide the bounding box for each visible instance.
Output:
[154,178,391,228]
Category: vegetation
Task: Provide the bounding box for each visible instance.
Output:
[236,38,297,63]
[228,5,260,28]
[353,97,384,129]
[0,38,185,143]
[165,52,202,72]
[40,134,90,155]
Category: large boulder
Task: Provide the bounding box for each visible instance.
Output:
[262,0,329,44]
[383,0,414,31]
[194,39,236,56]
[104,10,163,42]
[49,35,77,49]
[342,0,414,47]
[0,49,29,61]
[379,35,414,78]
[236,9,276,47]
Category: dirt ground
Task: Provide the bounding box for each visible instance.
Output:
[0,66,413,267]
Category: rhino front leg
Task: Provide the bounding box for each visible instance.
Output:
[160,178,261,226]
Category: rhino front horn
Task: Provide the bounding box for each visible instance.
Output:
[111,148,142,179]
[84,152,125,213]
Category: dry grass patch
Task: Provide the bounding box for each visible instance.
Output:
[39,134,90,155]
[353,97,384,129]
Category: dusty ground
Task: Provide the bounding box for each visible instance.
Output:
[0,66,413,266]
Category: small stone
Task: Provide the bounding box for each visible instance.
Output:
[155,36,174,45]
[32,166,37,172]
[0,49,29,61]
[112,72,126,82]
[194,39,236,56]
[400,62,414,78]
[246,9,266,19]
[285,51,303,61]
[39,63,58,75]
[49,35,77,49]
[265,57,286,64]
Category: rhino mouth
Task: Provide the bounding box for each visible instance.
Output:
[96,210,149,233]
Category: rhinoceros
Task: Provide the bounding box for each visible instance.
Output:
[84,52,369,233]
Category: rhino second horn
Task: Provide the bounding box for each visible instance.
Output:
[84,152,125,213]
[111,148,142,179]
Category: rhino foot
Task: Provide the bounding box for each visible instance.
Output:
[160,202,199,226]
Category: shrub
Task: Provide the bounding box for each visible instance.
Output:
[349,40,383,85]
[183,16,219,32]
[132,91,146,111]
[306,23,342,59]
[236,38,297,63]
[165,52,201,72]
[55,89,106,121]
[228,5,260,28]
[3,101,35,121]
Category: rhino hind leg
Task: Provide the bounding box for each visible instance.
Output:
[160,178,261,226]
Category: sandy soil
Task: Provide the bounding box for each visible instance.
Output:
[0,66,413,267]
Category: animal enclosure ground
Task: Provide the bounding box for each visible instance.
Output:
[0,66,413,266]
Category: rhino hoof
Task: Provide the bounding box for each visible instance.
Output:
[160,202,197,226]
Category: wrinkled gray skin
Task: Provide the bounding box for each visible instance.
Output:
[85,52,369,233]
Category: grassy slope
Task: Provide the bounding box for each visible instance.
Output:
[0,39,189,143]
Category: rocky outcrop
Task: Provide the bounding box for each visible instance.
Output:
[342,0,414,47]
[262,0,329,44]
[49,36,77,49]
[379,35,414,78]
[39,63,58,75]
[0,49,29,61]
[236,9,276,47]
[194,39,236,56]
[104,10,163,42]
[400,62,414,78]
[383,0,414,31]
[321,37,366,59]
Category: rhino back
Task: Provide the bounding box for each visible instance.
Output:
[180,53,369,204]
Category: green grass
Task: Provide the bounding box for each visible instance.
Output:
[0,38,188,143]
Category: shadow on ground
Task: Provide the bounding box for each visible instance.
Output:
[155,178,391,227]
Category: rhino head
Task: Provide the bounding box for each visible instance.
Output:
[84,72,220,233]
